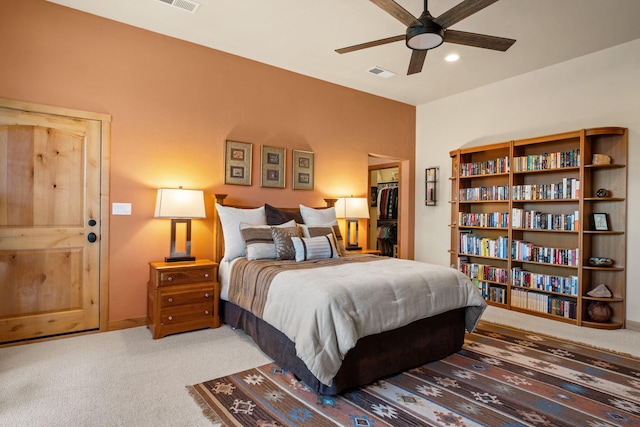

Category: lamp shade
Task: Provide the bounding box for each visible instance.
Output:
[335,197,370,219]
[154,188,206,219]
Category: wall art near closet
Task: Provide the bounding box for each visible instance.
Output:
[224,140,252,186]
[292,150,314,190]
[260,145,286,188]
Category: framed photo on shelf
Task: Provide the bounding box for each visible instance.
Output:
[292,150,314,190]
[224,140,252,186]
[592,213,609,231]
[260,145,286,188]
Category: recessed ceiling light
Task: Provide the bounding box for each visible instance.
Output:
[445,54,460,62]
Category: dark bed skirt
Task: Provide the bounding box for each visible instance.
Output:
[221,300,467,395]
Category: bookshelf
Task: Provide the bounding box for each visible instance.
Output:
[449,127,627,329]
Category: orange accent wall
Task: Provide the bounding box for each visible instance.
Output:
[0,0,416,323]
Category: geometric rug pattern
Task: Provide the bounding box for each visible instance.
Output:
[188,322,640,426]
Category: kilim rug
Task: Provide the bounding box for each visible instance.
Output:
[188,322,640,426]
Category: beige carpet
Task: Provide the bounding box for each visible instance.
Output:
[0,308,638,427]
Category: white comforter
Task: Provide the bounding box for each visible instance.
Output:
[261,257,487,386]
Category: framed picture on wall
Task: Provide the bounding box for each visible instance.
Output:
[292,150,314,190]
[224,140,252,186]
[260,145,286,188]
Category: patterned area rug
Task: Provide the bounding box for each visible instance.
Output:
[188,322,640,426]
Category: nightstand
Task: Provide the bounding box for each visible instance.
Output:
[147,259,220,339]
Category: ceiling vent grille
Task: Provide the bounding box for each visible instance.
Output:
[367,66,396,79]
[156,0,200,13]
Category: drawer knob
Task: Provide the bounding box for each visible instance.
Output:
[167,297,173,303]
[204,273,209,278]
[204,310,209,315]
[204,293,210,298]
[168,316,173,321]
[167,276,173,282]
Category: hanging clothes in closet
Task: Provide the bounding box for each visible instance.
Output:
[377,185,398,220]
[376,183,398,257]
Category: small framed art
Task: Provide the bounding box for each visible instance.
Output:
[592,213,609,231]
[261,145,286,188]
[292,150,314,190]
[224,140,252,186]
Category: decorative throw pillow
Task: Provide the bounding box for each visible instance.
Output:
[299,204,348,256]
[291,234,339,262]
[216,204,267,261]
[265,203,304,225]
[271,226,302,260]
[301,224,346,256]
[240,220,296,260]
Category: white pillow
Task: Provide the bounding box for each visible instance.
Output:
[240,220,296,260]
[292,234,339,262]
[299,204,337,225]
[216,204,267,261]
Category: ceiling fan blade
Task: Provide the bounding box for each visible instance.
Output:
[370,0,420,27]
[434,0,499,29]
[336,35,404,54]
[407,49,428,75]
[445,29,515,51]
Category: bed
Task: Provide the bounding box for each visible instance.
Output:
[213,194,486,395]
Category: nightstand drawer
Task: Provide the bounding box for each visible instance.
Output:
[161,303,214,324]
[161,288,214,307]
[158,268,215,287]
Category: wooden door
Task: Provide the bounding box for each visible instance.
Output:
[0,100,109,343]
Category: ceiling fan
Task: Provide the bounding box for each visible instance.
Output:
[336,0,516,75]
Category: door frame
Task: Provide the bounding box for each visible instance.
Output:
[0,97,111,336]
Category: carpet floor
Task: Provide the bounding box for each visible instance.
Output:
[188,322,640,426]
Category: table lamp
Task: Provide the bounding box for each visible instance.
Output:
[154,187,206,262]
[335,197,370,250]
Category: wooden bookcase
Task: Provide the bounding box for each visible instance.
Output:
[449,127,627,329]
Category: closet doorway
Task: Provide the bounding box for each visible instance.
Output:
[369,162,400,257]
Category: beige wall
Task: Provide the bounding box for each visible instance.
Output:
[0,0,416,323]
[415,39,640,325]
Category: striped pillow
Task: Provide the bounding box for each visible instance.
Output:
[240,220,296,260]
[291,234,339,262]
[301,224,346,256]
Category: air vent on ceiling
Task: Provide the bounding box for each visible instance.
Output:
[367,66,396,79]
[156,0,200,13]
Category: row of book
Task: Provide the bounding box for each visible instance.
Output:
[458,260,509,283]
[472,280,507,304]
[513,149,580,172]
[511,208,579,231]
[511,268,578,296]
[458,260,579,297]
[511,288,577,319]
[512,240,579,266]
[512,178,580,201]
[459,185,509,201]
[459,156,510,176]
[459,233,509,258]
[458,212,509,228]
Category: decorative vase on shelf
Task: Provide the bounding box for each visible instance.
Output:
[588,257,613,267]
[587,301,612,323]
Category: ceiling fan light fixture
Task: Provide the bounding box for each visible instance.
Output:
[406,19,444,50]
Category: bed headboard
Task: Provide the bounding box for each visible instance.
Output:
[212,194,337,264]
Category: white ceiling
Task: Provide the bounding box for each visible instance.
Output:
[47,0,640,106]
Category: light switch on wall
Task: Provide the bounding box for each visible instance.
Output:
[112,203,132,215]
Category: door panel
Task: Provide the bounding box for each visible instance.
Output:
[0,107,102,343]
